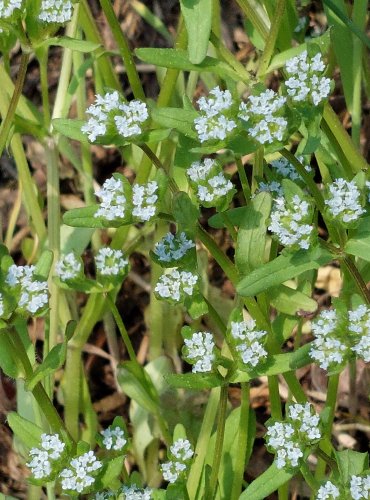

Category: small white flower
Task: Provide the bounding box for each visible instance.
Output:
[285,51,331,105]
[155,268,198,303]
[230,320,268,368]
[268,195,314,250]
[183,331,215,373]
[316,481,340,499]
[39,0,73,24]
[194,86,236,142]
[325,179,365,224]
[132,181,158,222]
[348,305,370,363]
[309,310,348,371]
[170,438,194,461]
[266,422,303,469]
[270,156,312,181]
[101,426,127,451]
[350,474,370,500]
[154,232,195,263]
[287,403,321,441]
[120,484,153,499]
[59,451,102,493]
[95,248,128,277]
[254,181,283,197]
[6,265,48,315]
[95,177,127,221]
[27,434,65,480]
[82,92,148,142]
[239,90,287,144]
[187,158,234,206]
[161,460,187,483]
[94,492,115,500]
[55,252,83,281]
[0,0,22,19]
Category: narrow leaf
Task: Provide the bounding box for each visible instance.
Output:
[240,463,294,499]
[180,0,212,64]
[7,413,43,449]
[269,284,318,315]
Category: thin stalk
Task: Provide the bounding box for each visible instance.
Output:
[106,293,136,362]
[322,104,368,173]
[235,0,269,41]
[99,0,145,101]
[203,296,227,336]
[235,155,251,203]
[187,388,221,499]
[257,0,285,78]
[220,212,238,242]
[280,148,325,213]
[351,0,366,151]
[5,180,22,249]
[315,374,339,481]
[37,48,51,129]
[209,384,229,498]
[210,32,251,83]
[231,382,250,500]
[341,256,370,305]
[0,52,30,157]
[300,462,319,492]
[252,147,264,193]
[139,143,179,192]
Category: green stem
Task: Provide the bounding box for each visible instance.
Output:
[235,0,269,40]
[231,382,250,500]
[203,296,227,336]
[300,462,319,492]
[209,384,228,498]
[280,148,325,213]
[252,147,264,193]
[210,31,251,83]
[0,52,30,157]
[37,48,51,129]
[341,256,370,305]
[235,155,251,203]
[139,143,178,192]
[106,292,136,362]
[99,0,145,101]
[257,0,285,78]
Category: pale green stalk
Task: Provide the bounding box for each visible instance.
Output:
[235,0,269,40]
[257,0,285,78]
[231,382,250,500]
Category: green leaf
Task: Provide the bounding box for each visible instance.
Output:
[26,341,68,391]
[335,450,369,484]
[237,246,333,297]
[239,462,294,499]
[208,206,248,229]
[345,217,370,262]
[235,192,271,274]
[152,107,198,138]
[38,37,101,52]
[96,456,125,490]
[34,250,53,280]
[0,331,23,378]
[117,361,160,414]
[289,343,313,370]
[7,413,43,449]
[269,284,318,316]
[230,352,296,383]
[165,372,225,389]
[52,119,88,143]
[172,192,200,233]
[136,48,240,81]
[63,205,123,228]
[180,0,212,64]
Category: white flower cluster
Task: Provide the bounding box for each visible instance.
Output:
[238,89,287,144]
[6,264,48,315]
[94,176,158,223]
[95,248,128,277]
[27,434,65,480]
[101,426,127,451]
[120,484,153,499]
[132,181,158,222]
[230,320,268,368]
[0,0,22,19]
[183,331,216,373]
[270,156,312,182]
[154,268,198,303]
[161,438,194,484]
[316,481,340,499]
[350,474,370,499]
[194,87,237,142]
[154,232,195,263]
[60,451,102,493]
[95,177,127,221]
[266,403,321,469]
[94,492,115,500]
[325,178,365,224]
[268,195,314,250]
[285,51,331,105]
[187,158,234,206]
[38,0,73,23]
[349,305,370,363]
[81,92,148,142]
[55,252,82,281]
[309,310,347,371]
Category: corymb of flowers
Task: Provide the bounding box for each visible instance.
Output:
[39,0,73,24]
[81,91,149,143]
[154,268,199,304]
[60,451,102,493]
[265,403,321,470]
[27,434,65,480]
[229,319,268,369]
[0,0,22,19]
[324,178,365,225]
[186,158,235,209]
[182,331,216,373]
[161,438,194,484]
[5,264,48,315]
[153,232,195,266]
